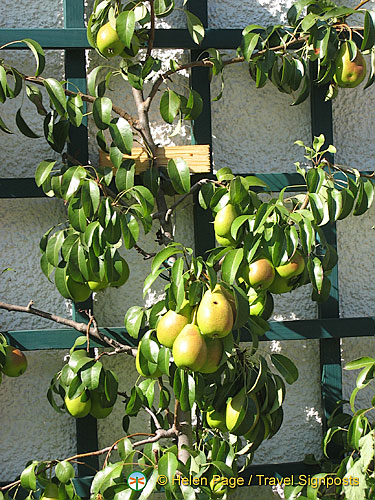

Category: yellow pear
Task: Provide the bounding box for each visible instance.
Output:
[206,409,228,432]
[156,301,192,347]
[197,288,234,338]
[172,324,207,371]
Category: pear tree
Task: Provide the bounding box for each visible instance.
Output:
[1,0,375,499]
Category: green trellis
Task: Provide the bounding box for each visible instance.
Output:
[1,0,373,495]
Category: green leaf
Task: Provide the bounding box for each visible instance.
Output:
[43,78,67,116]
[306,168,325,193]
[271,353,299,384]
[185,10,205,45]
[121,213,139,249]
[15,108,40,138]
[81,361,102,390]
[109,117,133,154]
[67,94,83,127]
[160,90,181,124]
[362,10,375,51]
[61,166,86,200]
[124,306,144,338]
[55,461,75,483]
[242,32,260,62]
[158,452,178,489]
[345,357,375,370]
[167,158,190,194]
[183,90,203,120]
[20,461,38,491]
[221,249,244,285]
[229,176,247,205]
[104,370,118,406]
[0,114,13,134]
[155,0,174,17]
[115,160,135,192]
[35,160,56,187]
[347,415,367,450]
[93,97,112,130]
[22,39,45,77]
[353,179,374,216]
[26,84,47,116]
[81,179,100,217]
[116,10,136,48]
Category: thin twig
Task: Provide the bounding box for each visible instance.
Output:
[165,178,213,222]
[0,301,137,357]
[144,406,162,430]
[354,0,371,10]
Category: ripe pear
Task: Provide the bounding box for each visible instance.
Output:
[214,204,237,237]
[197,287,234,338]
[1,345,27,377]
[206,409,228,432]
[200,338,223,374]
[268,271,294,294]
[334,42,366,88]
[156,301,192,347]
[249,258,275,290]
[216,284,236,320]
[276,251,305,279]
[172,324,207,371]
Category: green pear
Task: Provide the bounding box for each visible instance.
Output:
[197,287,234,338]
[276,251,305,279]
[334,42,366,88]
[249,258,275,290]
[226,388,247,432]
[156,301,192,347]
[90,392,114,419]
[214,204,237,237]
[268,271,294,294]
[42,483,59,500]
[206,409,228,432]
[215,234,236,247]
[230,393,260,436]
[65,392,91,418]
[172,324,207,371]
[249,290,266,316]
[200,338,223,374]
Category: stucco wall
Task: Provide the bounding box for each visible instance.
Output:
[0,1,375,499]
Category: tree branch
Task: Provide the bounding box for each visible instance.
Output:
[0,301,137,357]
[165,178,214,223]
[175,402,192,465]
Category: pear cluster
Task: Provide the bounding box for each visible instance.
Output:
[156,286,235,373]
[57,350,117,419]
[0,344,27,383]
[214,203,308,319]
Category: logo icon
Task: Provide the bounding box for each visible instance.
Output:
[127,471,147,491]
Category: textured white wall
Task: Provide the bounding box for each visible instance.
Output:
[1,1,375,499]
